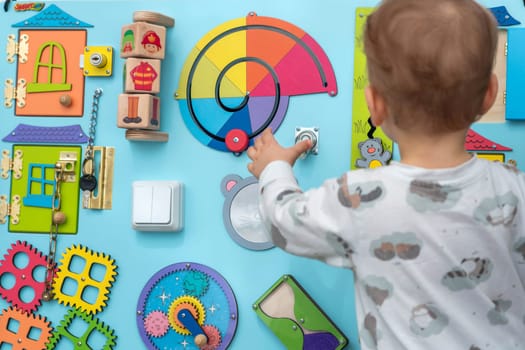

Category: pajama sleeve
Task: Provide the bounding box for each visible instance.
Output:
[257,160,356,268]
[513,173,525,285]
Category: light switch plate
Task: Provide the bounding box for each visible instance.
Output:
[132,181,184,232]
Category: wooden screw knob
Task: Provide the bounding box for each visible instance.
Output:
[59,94,72,107]
[52,211,67,225]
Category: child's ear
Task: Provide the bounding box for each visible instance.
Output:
[480,73,498,115]
[365,85,388,127]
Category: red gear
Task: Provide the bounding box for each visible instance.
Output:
[0,240,49,313]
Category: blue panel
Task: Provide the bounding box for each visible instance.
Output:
[506,28,525,120]
[1,1,524,350]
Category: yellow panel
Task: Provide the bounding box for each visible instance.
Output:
[197,18,247,94]
[176,47,199,99]
[176,49,243,99]
[195,17,246,51]
[474,153,505,162]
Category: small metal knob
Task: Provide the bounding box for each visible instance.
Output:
[295,127,319,158]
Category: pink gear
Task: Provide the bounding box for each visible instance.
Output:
[200,324,222,350]
[144,310,169,337]
[0,241,48,313]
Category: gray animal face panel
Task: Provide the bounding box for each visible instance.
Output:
[221,174,274,250]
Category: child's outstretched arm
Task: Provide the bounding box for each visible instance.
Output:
[247,128,311,179]
[247,128,355,268]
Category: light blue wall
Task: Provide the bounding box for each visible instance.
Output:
[0,1,523,349]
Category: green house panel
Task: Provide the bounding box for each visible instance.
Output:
[9,145,81,234]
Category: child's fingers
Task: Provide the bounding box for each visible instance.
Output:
[246,146,257,160]
[261,128,274,143]
[293,139,312,156]
[247,162,261,178]
[253,135,263,149]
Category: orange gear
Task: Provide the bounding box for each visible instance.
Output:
[168,295,206,335]
[0,306,52,350]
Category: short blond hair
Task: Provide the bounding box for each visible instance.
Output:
[364,0,498,133]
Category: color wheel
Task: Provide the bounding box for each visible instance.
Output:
[176,12,337,153]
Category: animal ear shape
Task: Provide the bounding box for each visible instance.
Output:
[373,138,384,149]
[220,174,242,197]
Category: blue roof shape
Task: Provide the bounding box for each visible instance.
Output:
[12,4,93,28]
[489,6,521,26]
[3,124,89,144]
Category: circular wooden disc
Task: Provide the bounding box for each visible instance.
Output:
[133,11,175,27]
[125,129,169,142]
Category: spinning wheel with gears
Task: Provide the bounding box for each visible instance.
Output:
[137,262,238,349]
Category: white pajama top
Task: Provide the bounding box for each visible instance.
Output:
[257,157,525,350]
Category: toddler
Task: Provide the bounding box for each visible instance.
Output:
[247,0,525,348]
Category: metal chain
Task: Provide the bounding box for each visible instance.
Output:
[42,163,64,301]
[84,88,103,163]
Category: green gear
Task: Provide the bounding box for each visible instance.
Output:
[46,308,117,350]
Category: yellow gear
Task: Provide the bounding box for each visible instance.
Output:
[168,295,206,335]
[53,244,117,314]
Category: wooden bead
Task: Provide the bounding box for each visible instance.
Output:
[52,211,67,225]
[194,334,207,347]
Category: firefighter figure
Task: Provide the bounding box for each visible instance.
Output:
[130,61,158,92]
[141,30,162,54]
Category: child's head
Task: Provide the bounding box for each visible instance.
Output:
[364,0,498,134]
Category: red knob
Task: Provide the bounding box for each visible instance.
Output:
[225,129,249,153]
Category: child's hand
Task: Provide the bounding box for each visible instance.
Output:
[247,128,312,178]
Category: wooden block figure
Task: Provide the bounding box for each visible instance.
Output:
[118,11,174,141]
[124,58,161,94]
[120,22,166,59]
[117,94,160,130]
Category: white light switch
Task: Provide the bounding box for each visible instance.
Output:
[151,185,172,224]
[132,181,183,231]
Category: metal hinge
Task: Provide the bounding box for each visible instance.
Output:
[4,78,27,108]
[0,194,21,224]
[85,146,115,209]
[6,33,29,64]
[1,149,23,180]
